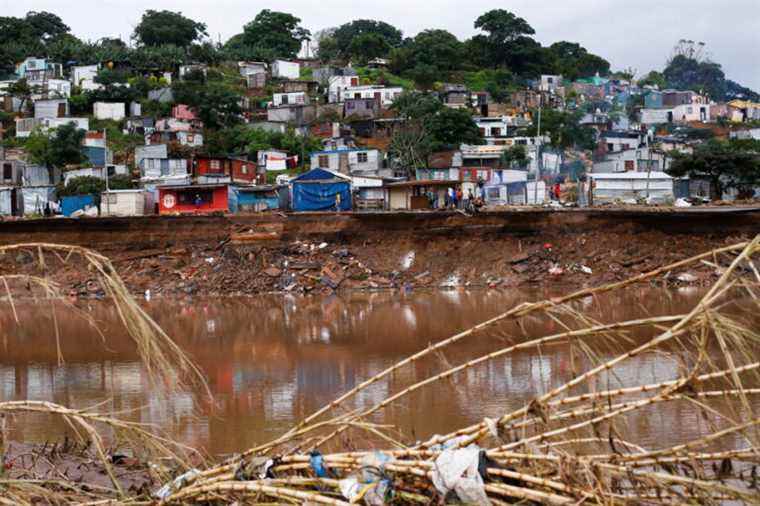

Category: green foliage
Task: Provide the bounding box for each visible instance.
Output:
[472,9,535,69]
[501,145,528,168]
[203,125,321,163]
[132,10,207,47]
[522,109,596,151]
[57,175,105,197]
[26,123,87,168]
[638,71,667,89]
[547,41,610,80]
[461,69,515,101]
[107,174,136,190]
[354,67,415,90]
[390,30,465,77]
[348,33,391,65]
[389,92,483,170]
[663,55,727,100]
[171,76,243,129]
[666,139,760,199]
[332,20,402,60]
[226,10,310,61]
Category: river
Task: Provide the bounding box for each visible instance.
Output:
[0,286,744,456]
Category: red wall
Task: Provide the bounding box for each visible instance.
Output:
[158,186,229,215]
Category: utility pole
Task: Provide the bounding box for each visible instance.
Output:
[104,127,110,215]
[534,92,542,205]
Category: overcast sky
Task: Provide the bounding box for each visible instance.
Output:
[4,0,759,90]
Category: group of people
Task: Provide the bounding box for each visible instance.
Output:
[441,186,484,212]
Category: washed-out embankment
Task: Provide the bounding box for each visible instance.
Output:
[0,208,758,297]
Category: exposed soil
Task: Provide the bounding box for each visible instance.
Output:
[1,209,755,298]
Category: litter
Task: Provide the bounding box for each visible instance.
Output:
[677,272,699,283]
[309,451,327,477]
[675,198,693,207]
[580,265,593,275]
[154,468,201,500]
[431,446,489,505]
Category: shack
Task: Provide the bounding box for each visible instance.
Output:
[386,180,457,210]
[101,189,154,217]
[228,185,289,213]
[0,187,21,216]
[61,194,96,217]
[158,184,228,215]
[20,186,56,215]
[291,168,351,212]
[589,172,674,204]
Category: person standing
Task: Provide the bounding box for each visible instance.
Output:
[335,192,342,212]
[553,182,562,203]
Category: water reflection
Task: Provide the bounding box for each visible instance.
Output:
[0,287,736,455]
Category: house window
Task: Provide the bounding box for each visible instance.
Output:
[281,95,289,105]
[178,190,213,205]
[625,160,635,171]
[318,155,329,168]
[357,152,368,163]
[210,160,221,172]
[607,143,614,152]
[2,163,12,181]
[241,164,248,174]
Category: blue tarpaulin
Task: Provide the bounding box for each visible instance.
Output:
[61,194,95,216]
[291,169,351,212]
[228,185,288,213]
[83,146,106,167]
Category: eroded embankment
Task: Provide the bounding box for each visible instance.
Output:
[0,209,758,297]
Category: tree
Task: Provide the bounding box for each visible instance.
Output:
[501,145,528,169]
[390,30,464,76]
[389,92,483,172]
[663,54,727,100]
[522,109,595,151]
[58,176,105,197]
[24,11,70,42]
[347,33,391,65]
[132,10,207,47]
[314,29,340,62]
[408,64,438,90]
[548,41,610,80]
[639,71,667,89]
[666,139,760,200]
[171,77,243,129]
[333,20,402,60]
[26,123,87,168]
[229,10,310,61]
[473,9,535,69]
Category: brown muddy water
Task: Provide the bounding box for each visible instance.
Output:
[0,287,749,456]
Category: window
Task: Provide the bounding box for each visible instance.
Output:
[210,160,221,172]
[625,160,635,171]
[281,94,289,105]
[607,143,614,152]
[107,194,118,205]
[357,152,368,163]
[241,164,248,174]
[178,190,213,205]
[2,163,12,181]
[318,155,329,168]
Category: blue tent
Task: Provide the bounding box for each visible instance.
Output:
[291,168,351,212]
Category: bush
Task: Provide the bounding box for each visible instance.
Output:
[57,176,106,197]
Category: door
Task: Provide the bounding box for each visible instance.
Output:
[10,188,18,216]
[339,153,349,174]
[57,102,66,117]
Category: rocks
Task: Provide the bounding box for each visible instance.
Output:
[262,267,282,278]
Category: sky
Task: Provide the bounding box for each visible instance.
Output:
[4,0,759,90]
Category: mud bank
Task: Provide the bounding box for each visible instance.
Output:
[0,209,758,297]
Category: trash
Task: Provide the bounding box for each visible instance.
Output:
[339,476,362,502]
[509,252,531,264]
[235,456,276,481]
[318,242,328,249]
[431,446,489,505]
[675,198,693,208]
[309,451,327,478]
[401,251,415,270]
[548,264,564,276]
[144,289,151,301]
[580,265,593,275]
[155,468,201,500]
[204,257,215,264]
[677,272,698,283]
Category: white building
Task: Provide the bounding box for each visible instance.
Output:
[341,86,402,107]
[15,117,89,138]
[311,148,382,176]
[94,102,126,121]
[589,171,674,204]
[328,75,360,103]
[71,64,100,90]
[272,92,308,107]
[539,75,563,93]
[101,189,154,217]
[34,99,68,119]
[272,60,300,80]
